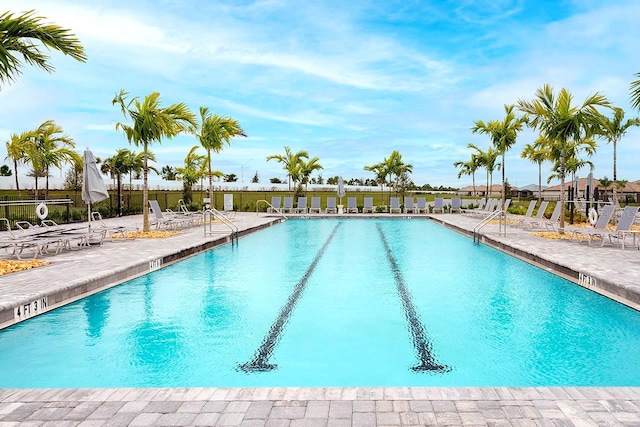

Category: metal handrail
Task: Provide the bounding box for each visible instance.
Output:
[473,209,504,243]
[256,199,288,220]
[0,198,73,207]
[203,208,239,244]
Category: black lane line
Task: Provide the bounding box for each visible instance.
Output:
[376,223,451,373]
[238,222,342,372]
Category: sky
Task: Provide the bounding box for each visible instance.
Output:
[1,0,639,189]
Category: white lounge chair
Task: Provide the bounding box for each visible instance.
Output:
[568,205,621,246]
[325,197,337,214]
[347,197,359,213]
[295,197,308,214]
[268,196,281,213]
[450,198,462,213]
[362,197,374,213]
[510,200,537,227]
[149,200,193,229]
[389,197,402,213]
[402,197,414,214]
[309,197,321,214]
[416,197,428,214]
[282,197,294,213]
[522,201,549,230]
[432,197,444,214]
[91,211,137,240]
[599,206,640,248]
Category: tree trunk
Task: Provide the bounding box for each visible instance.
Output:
[45,167,50,199]
[612,139,617,204]
[537,162,542,203]
[472,173,476,200]
[142,150,149,232]
[13,160,20,194]
[207,150,214,209]
[559,155,566,232]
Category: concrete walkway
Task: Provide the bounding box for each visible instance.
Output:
[1,211,639,425]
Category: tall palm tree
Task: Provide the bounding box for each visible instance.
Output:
[195,107,247,203]
[0,9,86,86]
[599,107,640,203]
[521,139,550,203]
[364,161,389,195]
[517,84,609,231]
[266,146,309,191]
[24,120,79,198]
[631,72,640,111]
[4,131,32,193]
[472,104,525,214]
[176,146,206,205]
[468,143,500,198]
[113,90,197,231]
[385,150,413,193]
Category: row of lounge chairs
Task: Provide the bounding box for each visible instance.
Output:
[266,196,460,214]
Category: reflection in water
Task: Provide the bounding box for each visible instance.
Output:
[83,292,111,338]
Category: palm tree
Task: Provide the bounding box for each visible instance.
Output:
[599,107,640,203]
[631,72,640,111]
[298,157,323,193]
[385,150,413,193]
[517,84,609,231]
[24,120,79,198]
[175,146,206,205]
[521,140,549,203]
[598,176,612,200]
[0,9,86,86]
[112,90,197,231]
[4,131,32,193]
[266,146,309,191]
[453,158,479,199]
[468,144,500,198]
[364,161,389,194]
[472,104,525,214]
[194,107,246,204]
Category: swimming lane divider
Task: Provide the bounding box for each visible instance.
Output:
[376,224,451,373]
[238,222,342,372]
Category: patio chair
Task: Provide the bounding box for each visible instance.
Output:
[461,198,486,215]
[309,197,321,214]
[522,201,549,230]
[541,202,562,231]
[416,197,428,214]
[450,197,462,213]
[599,206,640,248]
[389,197,402,213]
[282,197,294,213]
[404,197,416,214]
[362,197,375,213]
[91,212,138,241]
[432,197,444,214]
[149,200,193,229]
[295,197,308,214]
[510,200,537,227]
[0,218,49,259]
[570,205,631,246]
[326,197,337,214]
[268,196,281,213]
[347,197,359,213]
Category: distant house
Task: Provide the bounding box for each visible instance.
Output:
[457,184,503,198]
[542,178,640,202]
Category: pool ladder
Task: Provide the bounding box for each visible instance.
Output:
[203,208,239,244]
[473,210,505,243]
[256,200,288,220]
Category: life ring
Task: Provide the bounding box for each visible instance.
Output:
[36,202,48,220]
[588,208,598,226]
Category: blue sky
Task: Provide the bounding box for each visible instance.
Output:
[2,0,639,188]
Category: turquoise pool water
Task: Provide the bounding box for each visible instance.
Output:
[0,218,639,387]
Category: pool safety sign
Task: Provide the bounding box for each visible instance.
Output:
[14,297,49,321]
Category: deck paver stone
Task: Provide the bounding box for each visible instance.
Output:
[155,412,198,426]
[417,411,438,425]
[270,406,306,420]
[226,401,253,413]
[128,412,162,426]
[264,419,291,427]
[376,411,401,425]
[192,412,222,425]
[352,412,376,426]
[304,401,329,418]
[328,401,351,419]
[142,400,182,413]
[351,400,374,413]
[326,419,349,427]
[433,400,457,412]
[245,401,274,419]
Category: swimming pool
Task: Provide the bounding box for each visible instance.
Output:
[0,218,638,387]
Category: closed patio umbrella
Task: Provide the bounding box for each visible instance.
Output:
[337,176,346,206]
[82,148,109,230]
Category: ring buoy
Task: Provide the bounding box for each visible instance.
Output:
[36,202,48,220]
[588,208,598,226]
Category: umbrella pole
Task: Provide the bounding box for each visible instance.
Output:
[88,203,92,231]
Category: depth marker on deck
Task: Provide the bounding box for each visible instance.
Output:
[376,224,451,373]
[238,222,341,372]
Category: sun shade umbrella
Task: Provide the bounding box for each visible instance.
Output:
[82,148,109,230]
[337,176,346,206]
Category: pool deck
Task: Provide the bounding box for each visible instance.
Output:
[1,211,639,425]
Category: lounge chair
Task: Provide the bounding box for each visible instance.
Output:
[450,197,462,213]
[309,197,321,214]
[541,202,562,231]
[389,197,402,213]
[522,201,549,230]
[362,197,374,213]
[510,200,537,227]
[149,200,193,229]
[295,197,308,214]
[570,205,630,246]
[416,197,428,214]
[432,197,444,214]
[268,196,281,213]
[0,218,49,259]
[91,212,138,241]
[404,197,416,214]
[326,197,337,214]
[282,197,294,213]
[347,197,358,213]
[600,206,640,248]
[462,198,486,215]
